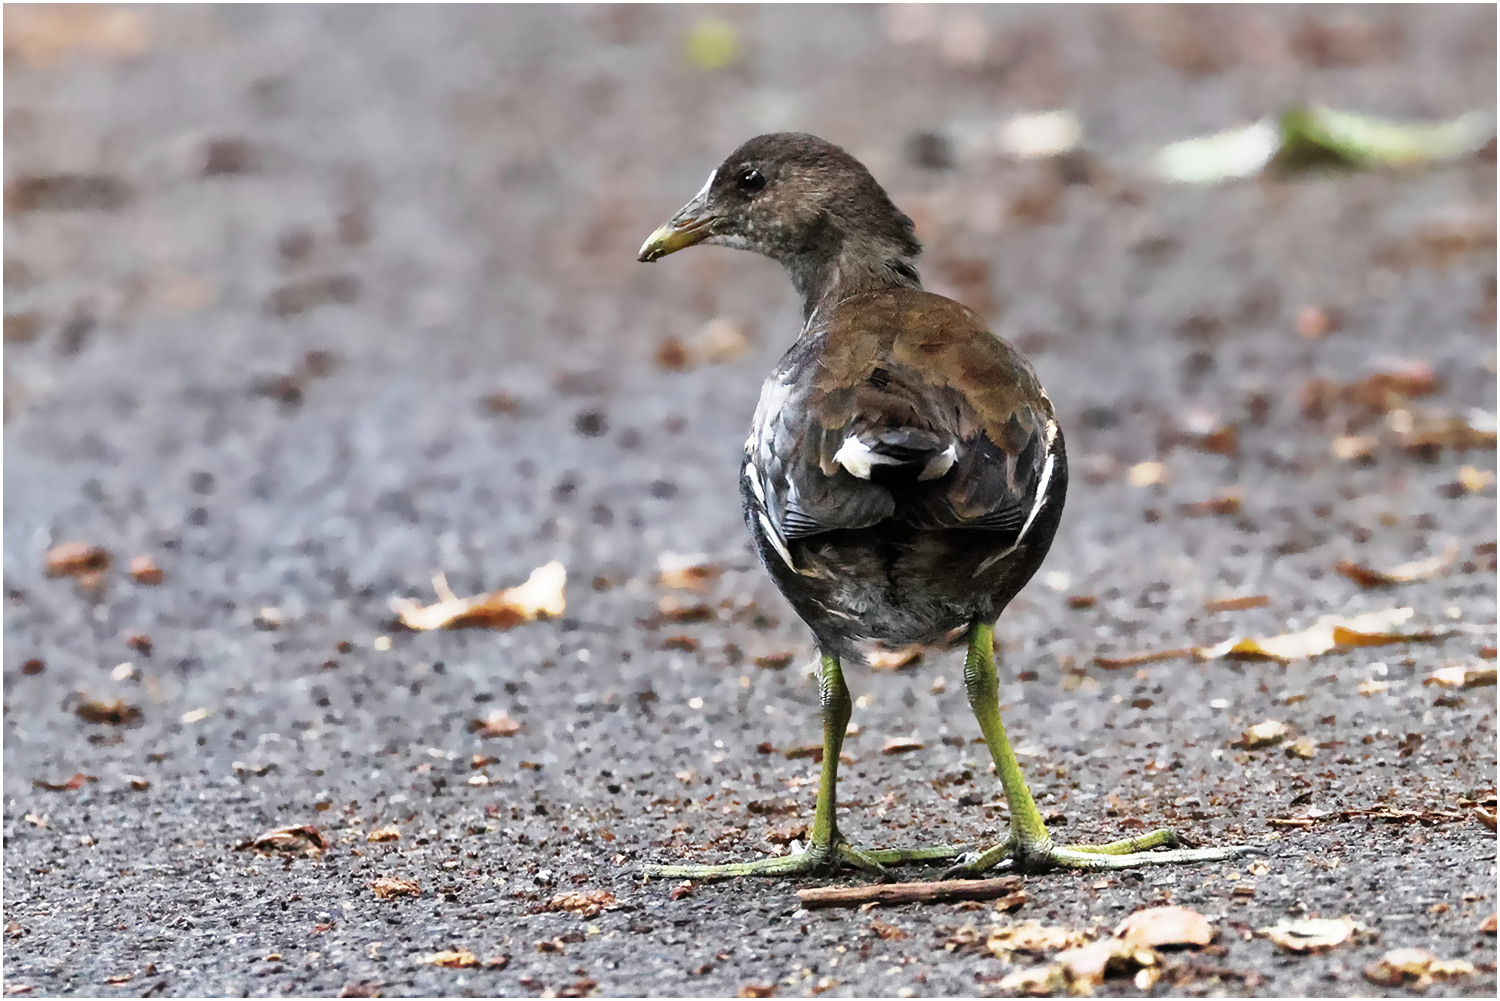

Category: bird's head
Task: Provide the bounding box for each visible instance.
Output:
[637,133,921,269]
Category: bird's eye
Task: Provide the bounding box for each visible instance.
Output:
[736,168,767,193]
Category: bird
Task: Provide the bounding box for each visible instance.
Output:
[637,132,1256,880]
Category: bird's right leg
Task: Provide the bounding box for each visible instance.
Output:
[645,653,890,879]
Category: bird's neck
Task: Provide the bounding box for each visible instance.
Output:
[783,232,922,324]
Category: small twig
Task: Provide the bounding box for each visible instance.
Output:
[797,875,1022,910]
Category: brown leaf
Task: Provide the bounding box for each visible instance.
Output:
[1480,912,1497,934]
[45,542,111,578]
[1232,719,1290,750]
[1127,461,1169,487]
[1115,905,1213,949]
[129,556,164,585]
[669,880,697,901]
[21,659,44,675]
[881,736,926,755]
[765,822,808,846]
[1195,607,1438,663]
[123,775,150,791]
[753,652,795,670]
[390,563,565,631]
[3,6,149,66]
[421,950,478,969]
[867,644,923,671]
[1336,540,1459,588]
[74,698,141,726]
[1423,666,1497,689]
[236,824,329,856]
[470,710,521,738]
[657,553,726,590]
[366,825,400,843]
[1203,595,1269,613]
[651,595,715,624]
[546,890,617,918]
[370,877,421,900]
[1258,916,1363,953]
[32,772,97,792]
[737,984,776,999]
[1364,948,1476,989]
[986,920,1091,959]
[1001,937,1158,995]
[661,635,699,652]
[1178,490,1243,518]
[870,918,908,940]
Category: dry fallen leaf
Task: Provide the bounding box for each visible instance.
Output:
[1284,736,1317,760]
[1115,906,1213,949]
[74,698,142,726]
[1480,912,1497,934]
[370,877,421,900]
[1127,461,1168,487]
[546,890,617,918]
[1001,937,1158,995]
[421,950,478,969]
[881,737,925,755]
[657,552,726,590]
[1423,665,1497,689]
[470,710,521,738]
[1336,540,1459,588]
[870,918,908,941]
[736,984,776,999]
[32,773,97,792]
[753,652,796,670]
[3,5,149,66]
[1258,916,1364,953]
[129,556,164,585]
[1178,490,1243,518]
[366,825,400,843]
[1195,607,1441,663]
[1204,595,1269,613]
[1456,465,1495,494]
[867,644,923,671]
[985,920,1091,959]
[1364,948,1476,989]
[236,824,329,856]
[45,542,111,578]
[1332,434,1379,460]
[1232,720,1289,750]
[391,562,565,631]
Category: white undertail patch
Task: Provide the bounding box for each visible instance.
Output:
[973,448,1056,578]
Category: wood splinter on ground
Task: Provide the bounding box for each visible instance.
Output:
[797,875,1022,909]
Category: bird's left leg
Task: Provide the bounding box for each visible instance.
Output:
[941,621,1262,877]
[646,653,896,879]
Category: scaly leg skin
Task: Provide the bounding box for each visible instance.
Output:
[938,622,1263,878]
[645,653,965,880]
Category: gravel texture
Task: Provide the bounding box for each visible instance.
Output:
[4,5,1496,998]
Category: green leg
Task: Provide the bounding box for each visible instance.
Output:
[942,622,1262,878]
[646,653,899,880]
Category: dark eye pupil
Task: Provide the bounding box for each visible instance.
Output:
[737,168,766,192]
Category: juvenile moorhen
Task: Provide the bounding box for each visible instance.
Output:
[638,133,1255,879]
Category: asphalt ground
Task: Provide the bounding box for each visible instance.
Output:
[3,5,1496,998]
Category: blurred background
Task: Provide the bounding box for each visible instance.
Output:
[3,6,1496,996]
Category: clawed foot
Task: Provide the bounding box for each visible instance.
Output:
[940,828,1265,879]
[645,837,967,881]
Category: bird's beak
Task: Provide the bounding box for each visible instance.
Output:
[638,173,719,262]
[637,202,716,262]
